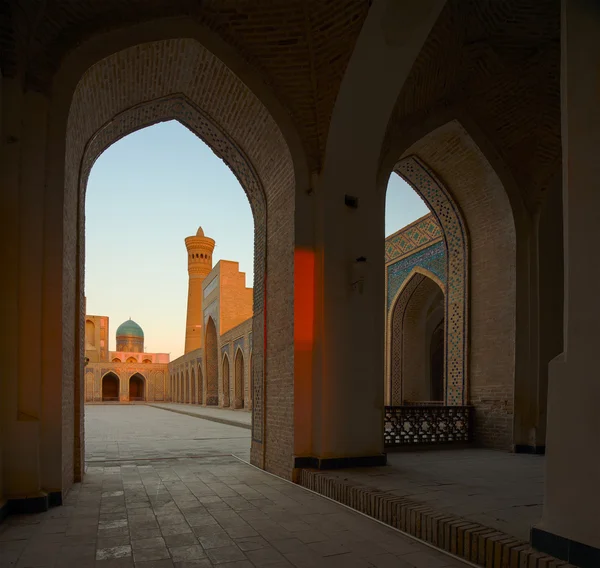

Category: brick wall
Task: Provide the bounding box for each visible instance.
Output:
[399,122,517,449]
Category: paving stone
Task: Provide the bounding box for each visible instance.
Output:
[206,544,247,564]
[168,545,207,562]
[0,406,477,568]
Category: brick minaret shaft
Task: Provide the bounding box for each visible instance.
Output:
[184,227,215,354]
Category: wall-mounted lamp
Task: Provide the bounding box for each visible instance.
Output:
[350,256,367,294]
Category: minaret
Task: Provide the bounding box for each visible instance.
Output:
[184,226,215,353]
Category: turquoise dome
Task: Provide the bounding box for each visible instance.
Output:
[116,319,144,338]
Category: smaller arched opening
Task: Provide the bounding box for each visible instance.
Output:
[234,349,245,409]
[129,373,145,402]
[112,357,121,363]
[205,317,218,405]
[389,272,446,405]
[222,354,231,408]
[85,319,96,347]
[184,370,190,404]
[126,356,137,363]
[197,364,203,405]
[142,358,152,364]
[190,368,196,404]
[102,372,120,402]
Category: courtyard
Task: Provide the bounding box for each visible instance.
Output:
[0,406,469,567]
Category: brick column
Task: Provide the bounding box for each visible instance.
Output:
[532,2,600,565]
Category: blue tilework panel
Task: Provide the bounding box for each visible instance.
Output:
[385,217,442,263]
[387,242,446,310]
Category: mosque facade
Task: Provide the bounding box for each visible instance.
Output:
[84,317,170,403]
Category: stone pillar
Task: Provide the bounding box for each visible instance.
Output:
[0,80,61,512]
[292,0,447,469]
[532,1,600,564]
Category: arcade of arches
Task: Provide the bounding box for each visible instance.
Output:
[1,1,599,565]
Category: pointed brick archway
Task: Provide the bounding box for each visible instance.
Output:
[205,317,219,406]
[129,373,145,401]
[101,372,120,402]
[47,30,309,481]
[234,349,245,409]
[222,354,231,408]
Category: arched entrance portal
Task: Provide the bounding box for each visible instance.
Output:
[234,350,245,409]
[129,374,145,401]
[102,373,120,402]
[389,272,445,405]
[222,355,231,408]
[205,317,218,406]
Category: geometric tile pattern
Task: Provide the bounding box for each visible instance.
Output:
[387,242,446,310]
[393,156,469,405]
[385,216,442,263]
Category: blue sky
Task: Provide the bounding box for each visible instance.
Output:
[85,121,428,359]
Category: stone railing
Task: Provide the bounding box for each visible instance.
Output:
[384,405,473,447]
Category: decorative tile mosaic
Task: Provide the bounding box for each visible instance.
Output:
[387,242,446,310]
[393,156,469,405]
[385,216,443,263]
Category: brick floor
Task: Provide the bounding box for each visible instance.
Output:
[0,406,470,567]
[306,448,545,542]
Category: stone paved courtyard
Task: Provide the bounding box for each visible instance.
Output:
[0,405,469,567]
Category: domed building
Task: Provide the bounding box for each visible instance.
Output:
[116,319,144,352]
[84,315,169,403]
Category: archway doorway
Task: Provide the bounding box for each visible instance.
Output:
[191,368,196,405]
[56,31,299,486]
[222,355,231,408]
[234,350,245,409]
[129,374,145,401]
[197,364,203,405]
[205,317,218,405]
[389,273,445,404]
[102,373,120,402]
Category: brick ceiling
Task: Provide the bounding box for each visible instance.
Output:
[2,0,369,171]
[386,0,561,205]
[2,0,561,193]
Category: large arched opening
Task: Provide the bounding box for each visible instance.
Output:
[222,354,231,408]
[234,349,245,409]
[102,373,120,402]
[382,120,518,449]
[43,22,308,485]
[205,318,218,406]
[129,373,145,401]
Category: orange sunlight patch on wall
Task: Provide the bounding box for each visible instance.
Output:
[294,248,315,457]
[294,249,315,347]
